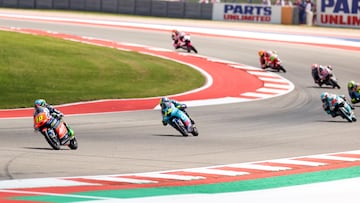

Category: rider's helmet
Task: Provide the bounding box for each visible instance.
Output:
[311,63,319,70]
[172,29,179,35]
[348,80,356,89]
[320,92,329,102]
[159,97,170,109]
[34,99,46,109]
[258,49,265,57]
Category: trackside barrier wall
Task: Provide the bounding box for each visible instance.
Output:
[316,0,360,28]
[0,0,213,19]
[0,0,298,24]
[211,3,299,25]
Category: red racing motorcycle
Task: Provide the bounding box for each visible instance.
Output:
[264,54,286,73]
[34,108,78,150]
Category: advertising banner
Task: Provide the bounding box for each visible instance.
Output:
[212,3,282,24]
[317,0,360,28]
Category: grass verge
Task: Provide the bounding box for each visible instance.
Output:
[0,30,205,109]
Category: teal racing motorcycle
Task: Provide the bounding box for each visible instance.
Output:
[162,102,198,137]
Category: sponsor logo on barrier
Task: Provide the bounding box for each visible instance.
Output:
[223,4,272,22]
[212,3,281,24]
[318,0,360,27]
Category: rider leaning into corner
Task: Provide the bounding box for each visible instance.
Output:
[171,29,186,49]
[311,64,333,85]
[33,99,74,138]
[258,49,276,69]
[159,97,194,129]
[320,92,354,118]
[348,80,360,104]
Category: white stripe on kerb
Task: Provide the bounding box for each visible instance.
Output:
[308,155,360,162]
[0,189,117,200]
[241,92,274,98]
[227,163,291,171]
[248,71,278,77]
[0,178,98,189]
[270,159,326,166]
[82,176,157,184]
[231,65,261,70]
[259,77,288,83]
[257,88,288,94]
[264,83,290,89]
[135,173,204,181]
[343,150,360,154]
[183,168,249,176]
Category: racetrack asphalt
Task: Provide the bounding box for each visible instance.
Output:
[0,9,360,203]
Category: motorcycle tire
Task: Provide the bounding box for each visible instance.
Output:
[44,130,61,150]
[339,107,353,122]
[173,118,188,137]
[191,46,198,54]
[68,137,78,150]
[279,65,286,73]
[191,126,199,136]
[330,79,341,89]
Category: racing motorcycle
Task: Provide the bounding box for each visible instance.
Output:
[312,66,340,89]
[264,54,286,73]
[34,109,78,150]
[162,103,199,137]
[175,35,198,54]
[339,102,357,122]
[326,97,356,122]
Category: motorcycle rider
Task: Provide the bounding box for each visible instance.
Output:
[171,29,186,49]
[311,64,333,86]
[159,97,194,128]
[311,64,321,84]
[348,80,360,104]
[320,92,353,118]
[268,54,280,68]
[33,99,74,138]
[258,49,276,69]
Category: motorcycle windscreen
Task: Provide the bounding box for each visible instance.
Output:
[55,122,68,139]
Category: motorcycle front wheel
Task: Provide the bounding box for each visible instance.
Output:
[279,65,286,73]
[330,78,341,89]
[173,119,188,137]
[190,46,198,54]
[191,126,199,136]
[339,107,353,122]
[68,137,78,150]
[43,130,61,150]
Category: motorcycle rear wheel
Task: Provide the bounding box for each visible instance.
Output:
[68,137,78,150]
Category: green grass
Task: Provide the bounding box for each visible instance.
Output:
[0,31,205,109]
